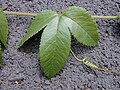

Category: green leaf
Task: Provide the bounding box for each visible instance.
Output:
[63,6,98,46]
[18,6,98,78]
[0,8,8,48]
[40,16,71,79]
[18,10,57,48]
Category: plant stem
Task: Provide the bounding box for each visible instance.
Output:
[3,11,119,19]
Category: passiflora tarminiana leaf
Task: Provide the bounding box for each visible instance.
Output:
[0,8,8,66]
[18,6,98,78]
[0,8,8,48]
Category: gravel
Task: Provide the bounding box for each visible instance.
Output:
[0,0,120,90]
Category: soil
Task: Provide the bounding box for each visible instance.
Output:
[0,0,120,90]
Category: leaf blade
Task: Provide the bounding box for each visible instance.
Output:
[63,6,98,46]
[0,8,8,48]
[40,16,71,79]
[18,10,57,48]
